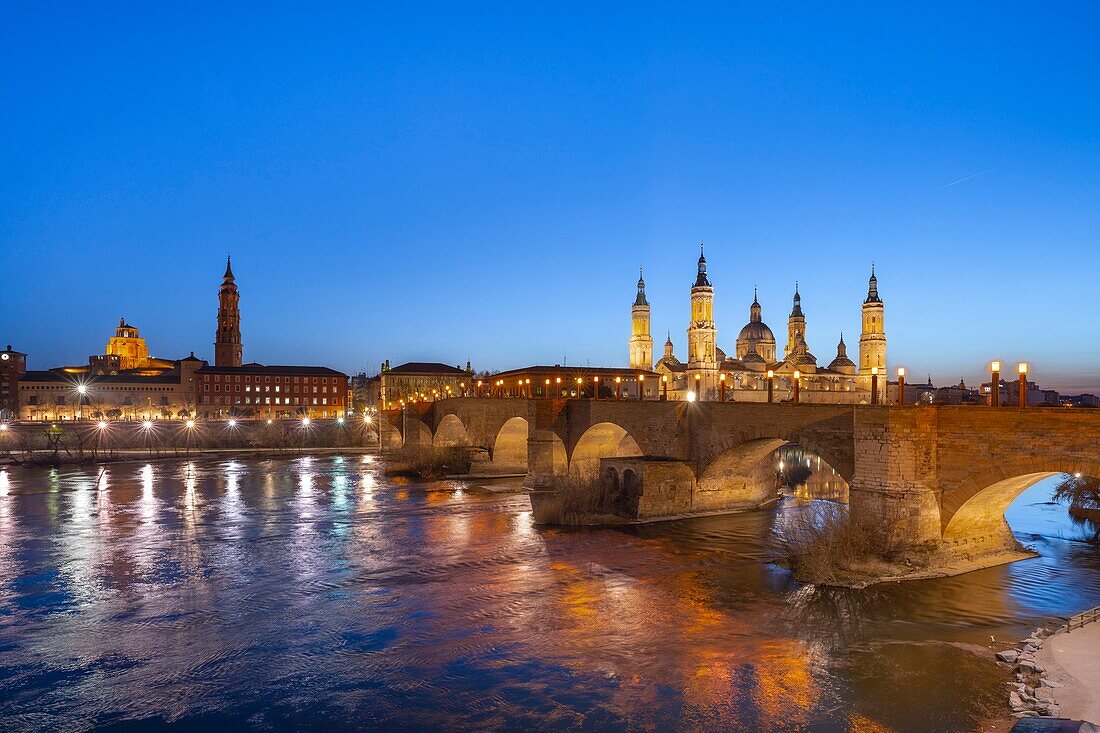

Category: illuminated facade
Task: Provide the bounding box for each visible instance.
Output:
[646,250,885,403]
[628,270,653,371]
[195,364,348,420]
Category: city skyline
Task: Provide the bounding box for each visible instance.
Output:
[3,4,1099,392]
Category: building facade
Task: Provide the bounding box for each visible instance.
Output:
[1,345,27,419]
[195,364,347,420]
[645,249,884,403]
[628,270,653,371]
[379,361,474,408]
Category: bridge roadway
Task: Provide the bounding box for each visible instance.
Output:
[383,398,1100,556]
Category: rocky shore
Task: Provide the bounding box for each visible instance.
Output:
[995,629,1063,719]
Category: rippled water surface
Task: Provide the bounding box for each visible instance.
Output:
[1,457,1098,732]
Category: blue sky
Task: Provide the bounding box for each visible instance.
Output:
[2,3,1098,391]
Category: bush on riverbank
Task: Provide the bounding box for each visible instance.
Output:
[531,474,625,525]
[770,503,936,586]
[389,446,472,479]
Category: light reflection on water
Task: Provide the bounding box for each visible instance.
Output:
[0,459,1097,732]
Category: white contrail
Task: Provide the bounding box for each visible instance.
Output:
[941,168,994,189]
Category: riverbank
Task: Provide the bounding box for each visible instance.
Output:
[822,548,1040,589]
[1036,619,1100,724]
[0,446,378,467]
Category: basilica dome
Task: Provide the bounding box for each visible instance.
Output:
[737,321,775,343]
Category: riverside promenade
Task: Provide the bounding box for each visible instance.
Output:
[1036,621,1100,724]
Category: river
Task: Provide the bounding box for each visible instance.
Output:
[1,455,1098,732]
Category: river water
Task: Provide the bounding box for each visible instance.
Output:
[1,455,1098,732]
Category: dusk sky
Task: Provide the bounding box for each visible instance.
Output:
[3,3,1098,392]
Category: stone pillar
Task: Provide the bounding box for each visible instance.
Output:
[849,406,942,548]
[525,399,565,489]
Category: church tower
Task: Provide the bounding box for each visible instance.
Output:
[629,269,653,370]
[686,244,717,370]
[215,256,243,367]
[785,283,806,360]
[858,264,886,390]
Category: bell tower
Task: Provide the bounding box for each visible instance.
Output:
[629,269,653,370]
[686,244,717,370]
[215,256,243,367]
[859,264,887,392]
[785,283,806,360]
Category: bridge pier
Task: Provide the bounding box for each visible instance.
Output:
[849,407,942,548]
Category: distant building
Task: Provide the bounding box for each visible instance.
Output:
[1061,393,1100,408]
[645,248,876,403]
[488,365,660,399]
[349,372,381,413]
[379,360,473,408]
[0,345,27,419]
[195,364,347,420]
[16,353,205,421]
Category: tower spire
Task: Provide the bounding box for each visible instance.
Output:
[865,263,880,303]
[215,256,243,367]
[694,242,711,287]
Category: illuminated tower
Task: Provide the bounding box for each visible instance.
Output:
[859,264,887,391]
[785,283,806,360]
[686,244,717,370]
[215,256,243,367]
[629,269,653,370]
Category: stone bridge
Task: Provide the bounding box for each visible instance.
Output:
[384,398,1100,555]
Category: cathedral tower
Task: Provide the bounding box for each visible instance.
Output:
[858,265,886,390]
[629,269,653,370]
[785,283,806,360]
[215,256,243,367]
[686,244,717,369]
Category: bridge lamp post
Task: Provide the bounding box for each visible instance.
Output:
[694,373,702,401]
[575,377,583,399]
[1018,362,1029,408]
[719,373,726,402]
[661,374,668,401]
[990,361,1001,407]
[555,376,562,398]
[871,367,879,405]
[897,367,906,406]
[637,374,645,400]
[593,375,599,400]
[614,376,621,400]
[76,383,88,421]
[767,370,774,403]
[792,370,801,404]
[525,378,531,398]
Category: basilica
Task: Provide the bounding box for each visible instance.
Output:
[630,246,886,403]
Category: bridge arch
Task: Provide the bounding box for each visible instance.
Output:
[568,422,643,481]
[696,436,851,511]
[491,416,529,472]
[433,414,470,448]
[940,457,1100,552]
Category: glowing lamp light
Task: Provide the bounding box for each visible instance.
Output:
[719,374,726,381]
[96,421,108,430]
[266,419,273,425]
[767,370,774,379]
[228,418,238,427]
[185,420,196,429]
[576,377,582,384]
[686,390,697,403]
[793,370,801,380]
[364,414,372,424]
[871,367,878,376]
[991,360,1002,373]
[0,423,8,432]
[897,367,907,378]
[77,384,88,395]
[1018,362,1029,375]
[301,417,311,426]
[142,420,153,429]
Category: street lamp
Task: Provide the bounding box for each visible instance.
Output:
[661,374,668,401]
[719,373,726,402]
[694,373,702,401]
[301,417,311,427]
[990,361,1001,407]
[792,370,801,404]
[897,367,907,406]
[614,376,621,400]
[686,390,697,403]
[767,370,775,403]
[76,383,88,420]
[637,374,645,400]
[592,375,599,400]
[871,367,879,405]
[228,418,238,428]
[1018,362,1029,408]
